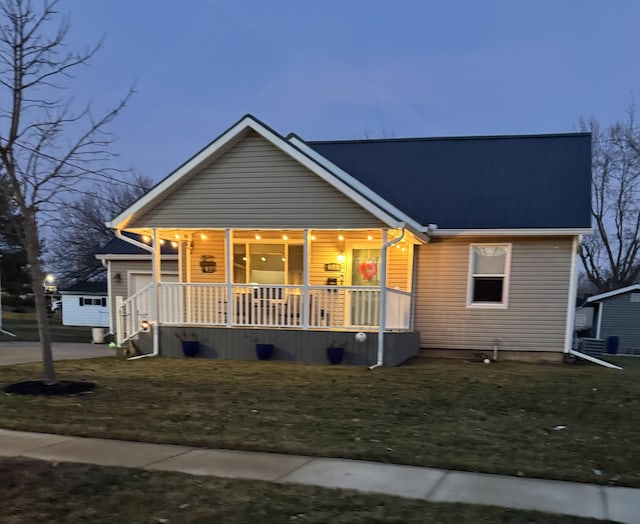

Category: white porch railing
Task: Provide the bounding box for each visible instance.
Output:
[118,283,412,340]
[118,282,154,344]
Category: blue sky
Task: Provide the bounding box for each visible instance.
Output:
[65,0,640,183]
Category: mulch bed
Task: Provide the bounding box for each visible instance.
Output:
[4,380,96,396]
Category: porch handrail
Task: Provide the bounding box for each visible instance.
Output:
[118,282,155,344]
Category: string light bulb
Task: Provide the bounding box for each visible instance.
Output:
[282,234,288,240]
[255,234,261,240]
[142,235,150,243]
[338,234,344,241]
[171,241,178,248]
[200,233,207,240]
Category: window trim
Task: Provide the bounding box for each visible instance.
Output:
[467,243,511,309]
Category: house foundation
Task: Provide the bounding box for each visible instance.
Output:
[134,328,419,366]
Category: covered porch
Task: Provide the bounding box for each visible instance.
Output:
[116,227,419,344]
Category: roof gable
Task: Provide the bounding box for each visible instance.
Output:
[108,115,407,232]
[126,130,387,230]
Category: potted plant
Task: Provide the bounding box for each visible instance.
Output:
[326,340,346,365]
[246,333,274,360]
[255,342,274,360]
[175,331,200,357]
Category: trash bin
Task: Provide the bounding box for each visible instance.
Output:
[606,336,619,355]
[92,328,105,344]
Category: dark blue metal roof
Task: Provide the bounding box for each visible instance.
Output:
[308,133,592,230]
[60,280,107,294]
[96,233,179,256]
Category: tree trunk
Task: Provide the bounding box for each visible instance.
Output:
[22,211,57,385]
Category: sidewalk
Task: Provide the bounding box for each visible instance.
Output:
[0,428,637,523]
[0,341,111,365]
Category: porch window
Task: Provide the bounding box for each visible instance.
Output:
[468,244,510,307]
[233,243,303,285]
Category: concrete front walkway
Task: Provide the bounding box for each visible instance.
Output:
[0,429,637,523]
[0,342,112,365]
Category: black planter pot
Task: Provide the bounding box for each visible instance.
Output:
[181,340,200,357]
[327,346,345,365]
[256,343,274,360]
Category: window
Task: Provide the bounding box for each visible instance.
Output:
[468,244,510,307]
[233,242,303,285]
[79,297,106,307]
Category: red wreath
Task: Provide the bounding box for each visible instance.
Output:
[359,260,377,280]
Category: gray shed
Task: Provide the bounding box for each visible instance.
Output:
[584,285,640,355]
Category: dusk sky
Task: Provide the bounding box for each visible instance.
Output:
[65,1,640,183]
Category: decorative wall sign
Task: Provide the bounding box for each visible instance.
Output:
[199,255,217,273]
[324,263,342,272]
[358,260,377,280]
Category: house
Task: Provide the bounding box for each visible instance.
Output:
[104,114,592,365]
[580,285,640,355]
[58,280,109,327]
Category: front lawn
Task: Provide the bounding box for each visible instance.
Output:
[0,357,638,487]
[0,458,610,524]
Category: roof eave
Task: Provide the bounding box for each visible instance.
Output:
[430,228,592,237]
[585,284,640,303]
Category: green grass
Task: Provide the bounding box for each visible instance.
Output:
[0,458,610,524]
[1,356,638,487]
[0,309,92,343]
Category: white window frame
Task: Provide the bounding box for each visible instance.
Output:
[467,243,511,309]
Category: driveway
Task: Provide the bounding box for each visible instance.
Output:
[0,341,113,365]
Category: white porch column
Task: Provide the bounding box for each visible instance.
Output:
[302,228,310,329]
[377,228,388,366]
[151,228,161,353]
[225,228,233,327]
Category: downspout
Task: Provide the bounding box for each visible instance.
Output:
[114,229,160,360]
[369,225,406,370]
[101,258,114,334]
[563,236,579,354]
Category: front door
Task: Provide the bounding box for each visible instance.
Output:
[349,248,380,327]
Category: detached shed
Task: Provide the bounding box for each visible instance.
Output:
[59,281,109,328]
[584,284,640,355]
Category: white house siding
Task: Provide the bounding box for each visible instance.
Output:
[127,131,386,230]
[414,236,574,353]
[598,292,640,353]
[61,295,109,327]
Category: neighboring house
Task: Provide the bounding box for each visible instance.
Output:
[581,285,640,354]
[103,114,592,365]
[59,281,109,327]
[95,234,179,334]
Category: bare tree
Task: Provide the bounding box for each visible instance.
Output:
[0,0,131,384]
[49,174,153,284]
[579,108,640,293]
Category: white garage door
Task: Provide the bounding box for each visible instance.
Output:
[130,273,179,295]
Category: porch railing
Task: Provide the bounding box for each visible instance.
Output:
[120,283,412,337]
[118,282,154,344]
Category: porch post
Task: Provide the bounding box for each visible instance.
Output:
[151,228,161,353]
[302,228,310,329]
[377,228,388,365]
[225,228,232,327]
